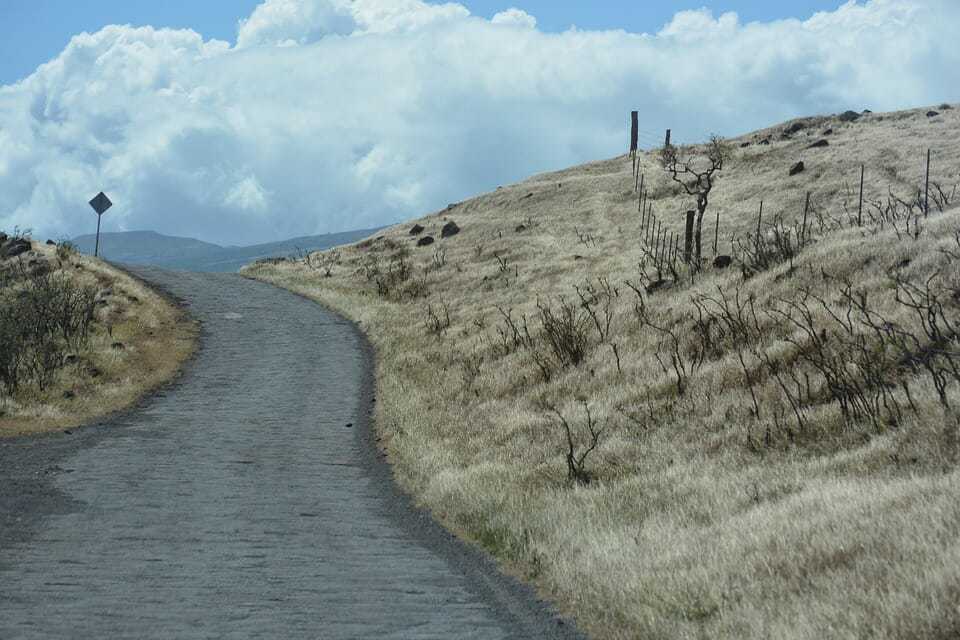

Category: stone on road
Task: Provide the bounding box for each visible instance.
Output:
[0,269,580,639]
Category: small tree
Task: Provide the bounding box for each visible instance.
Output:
[659,135,730,269]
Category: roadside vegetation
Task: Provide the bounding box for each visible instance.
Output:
[245,104,960,639]
[0,231,197,437]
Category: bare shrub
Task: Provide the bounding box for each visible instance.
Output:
[375,254,413,298]
[542,401,605,485]
[430,248,447,272]
[536,296,591,369]
[734,212,810,277]
[55,239,78,263]
[457,350,484,388]
[494,306,534,355]
[574,278,617,343]
[424,300,451,336]
[634,300,690,397]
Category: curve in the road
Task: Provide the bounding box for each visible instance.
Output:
[0,268,583,640]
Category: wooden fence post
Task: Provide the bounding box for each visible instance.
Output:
[664,129,671,147]
[656,220,663,262]
[801,191,810,245]
[684,210,695,264]
[630,111,639,174]
[755,201,764,257]
[858,164,864,226]
[637,174,645,211]
[713,208,720,255]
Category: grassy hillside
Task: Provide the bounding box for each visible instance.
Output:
[244,104,960,639]
[73,228,383,272]
[0,235,197,437]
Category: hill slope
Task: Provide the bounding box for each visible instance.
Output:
[73,228,382,272]
[0,235,196,436]
[245,104,960,639]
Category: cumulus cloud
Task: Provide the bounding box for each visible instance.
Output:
[491,8,537,29]
[1,0,958,245]
[237,0,469,47]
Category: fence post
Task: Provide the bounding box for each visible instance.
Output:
[924,148,931,217]
[684,210,695,264]
[858,164,864,226]
[656,219,663,263]
[654,228,662,272]
[637,174,645,211]
[713,208,720,255]
[801,191,810,245]
[664,129,671,147]
[755,200,764,257]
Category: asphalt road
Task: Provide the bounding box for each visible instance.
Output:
[0,268,582,639]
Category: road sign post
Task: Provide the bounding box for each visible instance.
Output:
[88,192,112,257]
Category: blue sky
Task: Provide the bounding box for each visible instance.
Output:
[1,1,846,86]
[0,0,956,244]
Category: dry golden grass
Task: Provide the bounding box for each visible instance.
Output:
[245,104,960,639]
[0,243,197,437]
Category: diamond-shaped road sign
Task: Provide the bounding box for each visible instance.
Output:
[89,192,112,215]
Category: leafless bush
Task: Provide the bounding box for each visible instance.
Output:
[928,182,957,213]
[574,279,616,343]
[56,239,78,263]
[624,280,647,320]
[458,350,484,388]
[375,254,412,298]
[309,250,340,277]
[863,189,925,239]
[536,296,592,369]
[429,248,447,272]
[690,285,765,416]
[493,251,510,274]
[574,227,598,248]
[633,301,689,396]
[424,299,451,336]
[889,267,960,407]
[360,254,381,281]
[541,401,605,485]
[734,212,809,277]
[401,276,429,300]
[494,306,534,355]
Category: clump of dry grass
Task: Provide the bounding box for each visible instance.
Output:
[245,104,960,639]
[0,238,197,437]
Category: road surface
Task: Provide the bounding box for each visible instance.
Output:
[0,268,581,639]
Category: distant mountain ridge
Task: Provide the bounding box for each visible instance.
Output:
[72,228,382,272]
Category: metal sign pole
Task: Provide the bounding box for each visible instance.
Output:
[95,213,102,257]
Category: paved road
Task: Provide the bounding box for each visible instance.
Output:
[0,268,581,639]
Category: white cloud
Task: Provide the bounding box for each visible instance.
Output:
[491,8,537,29]
[236,0,469,47]
[1,0,958,245]
[224,175,269,213]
